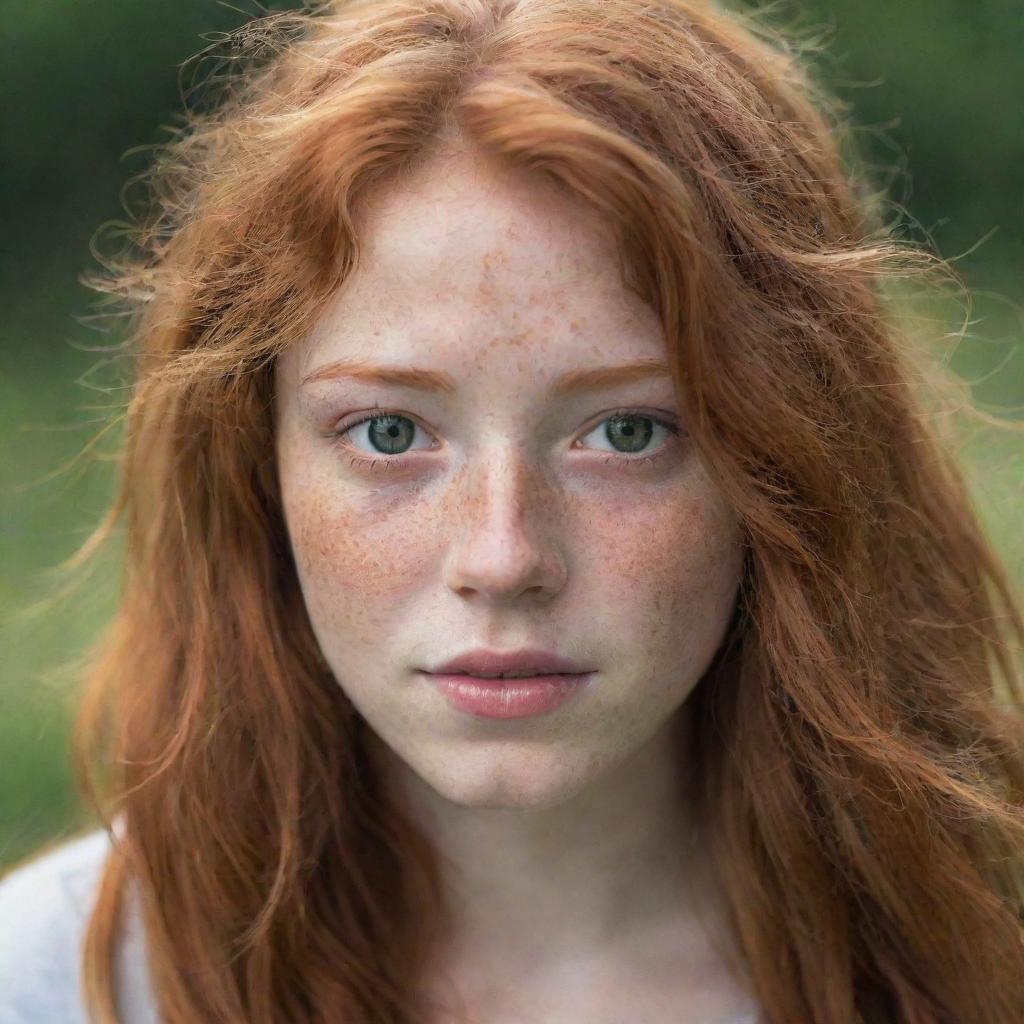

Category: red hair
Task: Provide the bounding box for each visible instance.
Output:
[41,0,1024,1020]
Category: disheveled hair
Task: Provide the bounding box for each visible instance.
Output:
[40,0,1024,1020]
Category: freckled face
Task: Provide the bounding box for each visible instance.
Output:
[273,143,745,810]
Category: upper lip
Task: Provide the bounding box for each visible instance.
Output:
[424,648,593,677]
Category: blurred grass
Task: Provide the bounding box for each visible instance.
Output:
[1,289,122,870]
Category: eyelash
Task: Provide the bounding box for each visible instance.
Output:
[329,406,682,473]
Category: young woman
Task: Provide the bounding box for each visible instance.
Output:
[2,1,1022,1022]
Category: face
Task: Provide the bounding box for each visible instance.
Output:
[274,141,746,811]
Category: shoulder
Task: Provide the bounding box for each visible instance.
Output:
[0,826,157,1024]
[0,828,112,1023]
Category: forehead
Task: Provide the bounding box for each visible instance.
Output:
[286,143,665,381]
[352,141,624,287]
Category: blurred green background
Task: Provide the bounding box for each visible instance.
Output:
[2,0,1022,872]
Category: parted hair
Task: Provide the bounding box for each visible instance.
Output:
[42,0,1024,1021]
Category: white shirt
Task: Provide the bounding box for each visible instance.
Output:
[0,828,763,1024]
[0,827,157,1024]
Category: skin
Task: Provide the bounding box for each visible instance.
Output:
[274,139,755,1023]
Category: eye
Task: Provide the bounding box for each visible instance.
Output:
[336,410,433,455]
[576,410,681,462]
[329,406,682,472]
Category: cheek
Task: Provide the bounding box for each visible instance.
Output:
[280,464,443,636]
[582,479,744,645]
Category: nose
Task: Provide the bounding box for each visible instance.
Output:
[442,445,568,604]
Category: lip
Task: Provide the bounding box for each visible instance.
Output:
[424,647,594,678]
[424,672,596,719]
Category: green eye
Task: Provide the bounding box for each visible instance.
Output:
[331,407,682,472]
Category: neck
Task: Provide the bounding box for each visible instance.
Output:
[365,702,739,999]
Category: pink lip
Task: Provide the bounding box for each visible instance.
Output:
[423,672,596,719]
[425,647,593,678]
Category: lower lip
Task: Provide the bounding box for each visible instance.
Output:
[424,672,596,719]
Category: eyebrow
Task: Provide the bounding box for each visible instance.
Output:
[300,357,673,396]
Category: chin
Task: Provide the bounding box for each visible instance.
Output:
[406,743,597,811]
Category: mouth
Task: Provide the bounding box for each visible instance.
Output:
[423,647,594,679]
[421,671,596,719]
[433,671,584,681]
